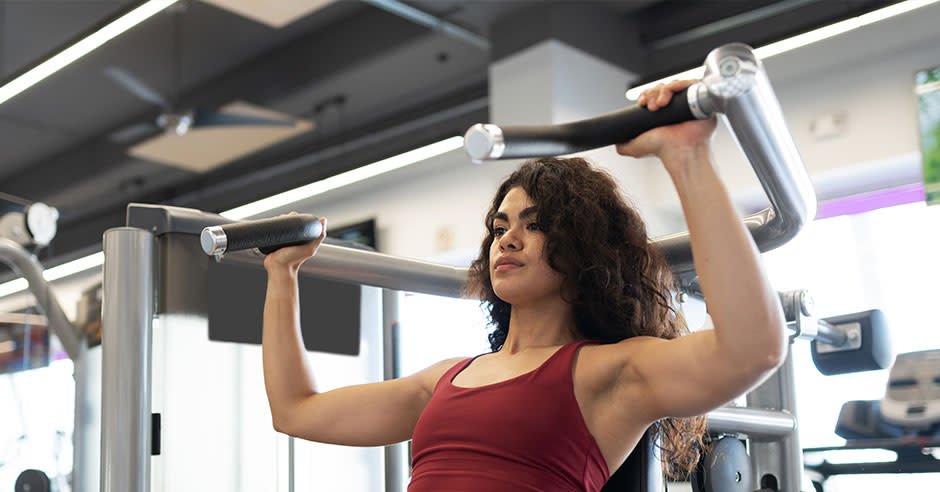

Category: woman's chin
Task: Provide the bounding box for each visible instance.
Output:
[492,286,524,305]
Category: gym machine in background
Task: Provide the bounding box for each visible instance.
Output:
[0,202,101,492]
[98,42,858,492]
[690,291,892,492]
[803,348,940,491]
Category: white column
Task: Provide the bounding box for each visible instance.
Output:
[489,40,679,236]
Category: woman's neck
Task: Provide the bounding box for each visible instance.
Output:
[501,301,579,354]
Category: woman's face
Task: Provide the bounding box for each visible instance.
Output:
[489,187,565,306]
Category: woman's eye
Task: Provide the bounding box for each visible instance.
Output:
[527,222,542,231]
[492,226,507,236]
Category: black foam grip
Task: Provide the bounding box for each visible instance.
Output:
[497,86,696,159]
[222,214,322,255]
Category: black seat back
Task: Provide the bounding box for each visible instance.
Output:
[601,429,664,492]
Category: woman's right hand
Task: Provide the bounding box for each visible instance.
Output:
[263,215,328,273]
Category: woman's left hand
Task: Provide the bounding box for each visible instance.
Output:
[615,79,717,169]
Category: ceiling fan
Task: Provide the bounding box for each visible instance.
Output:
[104,66,297,141]
[105,3,296,143]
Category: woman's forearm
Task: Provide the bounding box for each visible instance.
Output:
[666,145,787,371]
[262,267,318,426]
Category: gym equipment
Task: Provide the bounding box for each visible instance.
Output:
[881,349,940,428]
[698,291,889,492]
[466,42,816,276]
[833,400,906,440]
[100,41,814,492]
[778,291,892,375]
[690,437,752,492]
[803,350,940,489]
[0,203,59,248]
[811,310,892,375]
[200,213,322,257]
[0,210,96,492]
[15,469,51,492]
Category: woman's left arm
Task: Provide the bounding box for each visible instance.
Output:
[613,79,788,421]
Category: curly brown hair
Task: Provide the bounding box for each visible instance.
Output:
[465,156,707,481]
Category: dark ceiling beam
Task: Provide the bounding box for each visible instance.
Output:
[182,8,429,110]
[490,3,647,76]
[647,0,819,51]
[642,0,907,82]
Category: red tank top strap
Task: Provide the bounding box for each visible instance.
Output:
[539,340,598,381]
[434,354,481,392]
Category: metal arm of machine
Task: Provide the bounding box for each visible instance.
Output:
[464,43,817,275]
[0,238,82,360]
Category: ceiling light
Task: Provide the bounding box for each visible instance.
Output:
[626,0,940,101]
[0,252,104,299]
[221,136,464,219]
[0,0,178,106]
[0,136,463,298]
[818,448,898,465]
[0,278,28,299]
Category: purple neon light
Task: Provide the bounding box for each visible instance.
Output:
[816,183,926,220]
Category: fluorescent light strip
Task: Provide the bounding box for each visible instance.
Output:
[625,0,940,100]
[821,448,898,465]
[0,252,105,299]
[0,278,29,299]
[0,136,464,298]
[222,136,465,219]
[0,0,178,106]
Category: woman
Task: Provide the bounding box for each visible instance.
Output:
[261,80,787,491]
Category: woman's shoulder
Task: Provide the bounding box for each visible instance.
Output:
[408,356,472,396]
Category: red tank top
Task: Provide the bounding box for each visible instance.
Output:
[409,340,609,492]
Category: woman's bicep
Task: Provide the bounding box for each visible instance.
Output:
[617,332,774,421]
[277,357,463,446]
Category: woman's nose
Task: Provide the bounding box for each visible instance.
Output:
[498,229,521,251]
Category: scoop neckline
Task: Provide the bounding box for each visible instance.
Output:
[448,340,586,390]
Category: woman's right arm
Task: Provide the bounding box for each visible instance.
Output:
[262,217,460,446]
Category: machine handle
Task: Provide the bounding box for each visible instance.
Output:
[463,87,699,161]
[464,43,816,276]
[200,214,322,256]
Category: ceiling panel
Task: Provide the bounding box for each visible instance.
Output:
[0,0,135,80]
[0,118,73,185]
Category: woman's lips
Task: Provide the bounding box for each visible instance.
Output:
[494,263,521,273]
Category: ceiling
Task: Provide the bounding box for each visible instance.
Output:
[0,0,904,275]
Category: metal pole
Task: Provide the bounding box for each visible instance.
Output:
[0,238,81,360]
[361,0,489,50]
[224,246,467,299]
[72,341,88,492]
[706,407,796,439]
[746,346,803,492]
[101,227,154,492]
[382,289,406,492]
[814,319,847,347]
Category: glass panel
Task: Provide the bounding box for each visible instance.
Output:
[398,292,491,378]
[0,358,74,489]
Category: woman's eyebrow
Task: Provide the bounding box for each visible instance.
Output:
[493,206,538,223]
